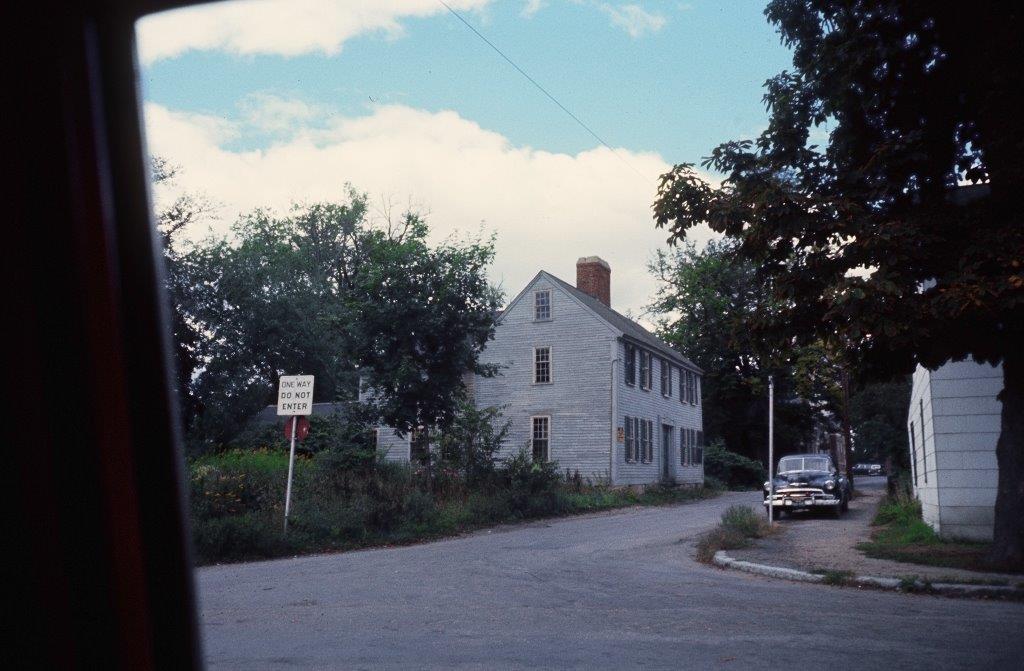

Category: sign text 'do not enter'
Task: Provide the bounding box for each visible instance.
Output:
[277,375,315,416]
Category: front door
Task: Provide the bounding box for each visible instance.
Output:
[662,425,673,482]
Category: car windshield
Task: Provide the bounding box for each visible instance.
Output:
[778,457,831,473]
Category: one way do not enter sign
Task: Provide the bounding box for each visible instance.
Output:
[277,375,315,416]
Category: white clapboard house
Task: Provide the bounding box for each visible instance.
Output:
[363,256,705,487]
[908,360,1003,541]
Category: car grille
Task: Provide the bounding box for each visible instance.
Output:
[769,487,827,502]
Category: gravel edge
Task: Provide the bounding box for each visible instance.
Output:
[713,550,1023,599]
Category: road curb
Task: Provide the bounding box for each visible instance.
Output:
[712,551,1023,599]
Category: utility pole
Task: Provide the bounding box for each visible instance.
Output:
[767,375,774,524]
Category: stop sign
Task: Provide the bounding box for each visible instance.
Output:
[284,416,311,441]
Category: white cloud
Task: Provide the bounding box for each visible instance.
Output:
[136,0,492,65]
[144,99,714,316]
[522,0,546,18]
[599,3,666,38]
[239,93,326,133]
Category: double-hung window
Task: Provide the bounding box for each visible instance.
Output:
[534,289,551,320]
[688,371,697,404]
[534,346,551,384]
[531,416,550,461]
[680,429,689,466]
[624,345,636,386]
[640,419,653,463]
[660,359,671,397]
[639,351,651,391]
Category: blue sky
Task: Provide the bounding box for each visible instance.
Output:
[138,0,792,316]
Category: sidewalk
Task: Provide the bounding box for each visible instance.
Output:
[728,479,1022,585]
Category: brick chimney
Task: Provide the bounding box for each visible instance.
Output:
[576,256,611,307]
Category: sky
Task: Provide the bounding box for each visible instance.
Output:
[137,0,792,317]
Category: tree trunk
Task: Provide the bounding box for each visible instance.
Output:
[990,349,1024,569]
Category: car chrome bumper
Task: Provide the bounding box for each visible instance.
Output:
[763,497,841,508]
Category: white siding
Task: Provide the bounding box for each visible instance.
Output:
[615,341,703,486]
[474,275,618,482]
[908,361,1002,541]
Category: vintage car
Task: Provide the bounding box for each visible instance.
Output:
[852,463,884,476]
[763,453,851,518]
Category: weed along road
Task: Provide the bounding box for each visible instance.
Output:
[197,490,1024,669]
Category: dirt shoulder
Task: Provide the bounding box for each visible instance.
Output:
[728,478,1022,584]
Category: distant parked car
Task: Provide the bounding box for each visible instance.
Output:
[763,454,851,518]
[853,463,884,476]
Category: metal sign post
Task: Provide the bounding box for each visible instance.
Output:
[768,375,774,524]
[284,416,297,532]
[277,374,315,533]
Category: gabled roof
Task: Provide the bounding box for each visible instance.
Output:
[503,270,702,374]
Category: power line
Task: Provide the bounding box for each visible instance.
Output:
[436,0,651,185]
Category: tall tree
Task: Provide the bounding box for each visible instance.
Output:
[181,191,501,449]
[647,239,825,464]
[151,157,212,434]
[849,379,912,471]
[653,2,1023,565]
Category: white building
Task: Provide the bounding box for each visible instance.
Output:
[908,360,1003,541]
[366,256,705,487]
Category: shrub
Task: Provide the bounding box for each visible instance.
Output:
[695,505,772,564]
[703,441,767,489]
[695,527,748,563]
[721,505,771,538]
[433,403,510,486]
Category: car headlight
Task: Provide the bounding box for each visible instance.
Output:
[824,480,835,489]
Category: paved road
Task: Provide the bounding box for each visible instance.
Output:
[198,490,1024,669]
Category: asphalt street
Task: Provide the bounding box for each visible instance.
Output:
[198,488,1024,669]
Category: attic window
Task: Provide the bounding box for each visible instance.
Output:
[534,289,551,320]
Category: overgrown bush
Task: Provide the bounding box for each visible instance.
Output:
[703,440,767,489]
[187,409,722,564]
[433,403,510,486]
[695,505,773,563]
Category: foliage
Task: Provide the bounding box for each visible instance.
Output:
[856,494,1021,573]
[187,443,720,564]
[652,1,1024,564]
[849,378,911,469]
[151,157,214,433]
[647,240,831,462]
[695,505,773,563]
[703,440,767,489]
[721,505,771,538]
[157,183,501,452]
[432,403,510,486]
[349,218,503,434]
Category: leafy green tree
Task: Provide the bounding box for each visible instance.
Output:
[653,2,1023,564]
[348,219,502,434]
[181,191,501,450]
[151,157,212,434]
[647,239,823,463]
[849,379,911,471]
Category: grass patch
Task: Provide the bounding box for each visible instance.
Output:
[696,505,774,563]
[810,569,856,586]
[857,494,1022,574]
